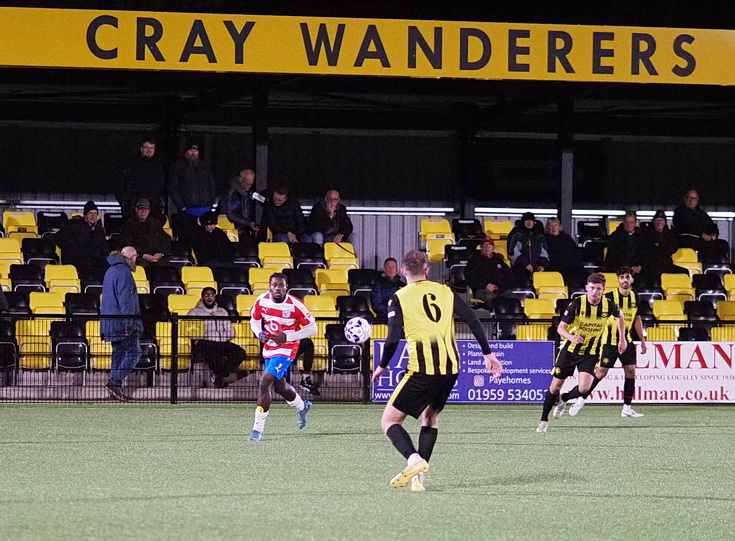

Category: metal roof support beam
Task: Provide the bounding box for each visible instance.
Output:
[558,97,574,233]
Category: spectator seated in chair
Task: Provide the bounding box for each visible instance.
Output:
[370,258,405,321]
[672,189,730,264]
[54,200,109,276]
[119,198,172,267]
[544,218,587,288]
[640,210,689,279]
[508,212,549,285]
[192,211,236,268]
[464,236,511,309]
[303,190,354,246]
[187,287,248,388]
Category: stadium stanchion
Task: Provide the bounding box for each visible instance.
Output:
[171,314,178,404]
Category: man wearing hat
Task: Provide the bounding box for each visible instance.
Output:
[465,237,511,308]
[54,200,109,274]
[640,210,689,278]
[507,212,549,285]
[168,141,216,243]
[119,198,172,267]
[192,211,235,267]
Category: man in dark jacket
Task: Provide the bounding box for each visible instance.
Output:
[672,189,730,264]
[119,198,172,267]
[640,210,689,278]
[101,246,142,401]
[508,212,549,285]
[116,138,166,219]
[465,237,511,308]
[54,200,108,275]
[304,190,354,245]
[544,218,587,287]
[260,186,305,244]
[225,168,262,248]
[169,142,216,243]
[370,257,404,320]
[605,212,645,274]
[193,211,235,267]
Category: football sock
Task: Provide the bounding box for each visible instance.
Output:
[582,376,602,399]
[541,390,558,422]
[253,406,269,433]
[561,387,581,402]
[418,426,439,462]
[386,424,418,459]
[287,394,306,412]
[623,377,635,405]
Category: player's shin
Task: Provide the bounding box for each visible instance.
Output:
[418,426,438,462]
[386,424,418,459]
[253,406,269,433]
[540,390,559,422]
[623,377,635,405]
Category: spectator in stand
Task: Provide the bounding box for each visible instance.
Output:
[225,168,263,249]
[544,218,587,287]
[304,190,354,246]
[116,137,166,219]
[188,287,248,388]
[260,187,305,244]
[507,212,549,285]
[370,257,405,320]
[192,211,235,268]
[169,142,216,243]
[119,198,172,267]
[464,237,511,309]
[605,212,645,274]
[54,200,109,275]
[640,210,689,278]
[672,189,730,264]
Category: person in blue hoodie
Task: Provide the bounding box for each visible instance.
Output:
[101,246,142,401]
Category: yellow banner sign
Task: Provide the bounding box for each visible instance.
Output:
[1,7,734,85]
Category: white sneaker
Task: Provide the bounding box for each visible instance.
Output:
[552,399,566,419]
[411,474,426,492]
[536,421,548,433]
[569,398,586,416]
[621,406,644,418]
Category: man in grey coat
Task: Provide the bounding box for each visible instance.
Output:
[101,246,142,401]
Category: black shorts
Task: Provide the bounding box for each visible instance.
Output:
[388,371,458,419]
[551,349,598,379]
[599,343,637,368]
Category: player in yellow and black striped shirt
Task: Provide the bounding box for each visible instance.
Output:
[536,273,626,433]
[372,250,502,491]
[563,266,648,418]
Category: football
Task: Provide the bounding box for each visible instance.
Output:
[344,316,372,344]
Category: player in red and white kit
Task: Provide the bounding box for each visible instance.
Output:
[247,272,318,441]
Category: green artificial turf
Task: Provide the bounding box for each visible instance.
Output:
[1,404,734,541]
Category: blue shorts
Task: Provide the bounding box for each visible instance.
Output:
[264,355,294,380]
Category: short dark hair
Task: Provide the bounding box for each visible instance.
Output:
[403,250,427,276]
[201,287,217,297]
[587,273,606,285]
[274,186,289,197]
[270,272,288,286]
[140,137,156,146]
[617,266,633,276]
[384,257,397,265]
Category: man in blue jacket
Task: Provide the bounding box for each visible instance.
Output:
[101,246,142,401]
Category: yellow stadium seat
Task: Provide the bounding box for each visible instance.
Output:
[652,299,686,332]
[516,324,550,341]
[607,220,622,236]
[426,238,454,263]
[89,340,113,370]
[646,326,677,341]
[672,248,698,263]
[315,268,349,293]
[181,266,216,294]
[716,300,735,321]
[217,215,239,242]
[324,242,359,264]
[249,267,280,295]
[167,293,201,315]
[661,273,695,302]
[29,291,65,313]
[524,298,557,320]
[319,288,351,303]
[537,286,568,302]
[711,325,735,341]
[259,242,293,268]
[16,319,53,373]
[328,256,360,270]
[231,322,260,370]
[533,271,567,299]
[44,264,81,293]
[155,321,197,371]
[236,294,259,316]
[0,237,24,265]
[3,210,38,237]
[304,295,339,318]
[0,277,10,292]
[419,218,452,243]
[599,272,619,293]
[483,219,513,240]
[723,275,735,300]
[132,266,150,294]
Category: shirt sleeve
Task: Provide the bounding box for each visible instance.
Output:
[249,299,263,336]
[560,298,579,325]
[379,294,404,368]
